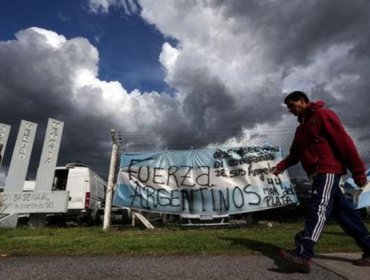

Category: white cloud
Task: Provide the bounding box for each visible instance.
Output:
[88,0,111,13]
[137,1,286,138]
[3,0,370,177]
[83,0,370,149]
[21,27,66,48]
[1,27,180,126]
[159,42,179,84]
[88,0,138,14]
[282,44,355,94]
[139,0,275,93]
[0,27,186,174]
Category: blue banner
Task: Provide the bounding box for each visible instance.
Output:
[113,145,298,215]
[343,169,370,209]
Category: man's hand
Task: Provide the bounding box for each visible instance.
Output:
[357,180,368,189]
[354,176,368,188]
[270,166,282,176]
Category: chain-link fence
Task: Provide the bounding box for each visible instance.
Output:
[118,122,370,222]
[122,122,370,180]
[241,124,370,222]
[241,125,370,179]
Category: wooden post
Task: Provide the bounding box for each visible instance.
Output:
[103,129,120,231]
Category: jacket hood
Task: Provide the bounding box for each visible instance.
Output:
[298,100,325,123]
[308,100,325,111]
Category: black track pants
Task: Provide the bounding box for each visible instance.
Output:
[294,173,370,259]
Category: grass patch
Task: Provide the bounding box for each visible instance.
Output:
[0,222,369,256]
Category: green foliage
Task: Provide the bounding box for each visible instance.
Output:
[0,223,368,256]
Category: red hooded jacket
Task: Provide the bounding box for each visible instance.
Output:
[276,100,367,185]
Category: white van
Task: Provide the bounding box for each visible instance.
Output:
[51,162,106,223]
[24,162,130,225]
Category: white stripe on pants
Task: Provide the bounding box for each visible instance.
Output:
[311,173,334,242]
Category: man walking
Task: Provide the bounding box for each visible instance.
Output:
[272,91,370,273]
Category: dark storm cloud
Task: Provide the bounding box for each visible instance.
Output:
[135,0,370,161]
[175,67,285,147]
[2,0,370,183]
[0,28,113,177]
[215,0,370,65]
[215,0,370,123]
[0,27,190,178]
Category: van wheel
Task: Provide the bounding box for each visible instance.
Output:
[78,216,93,227]
[94,212,104,225]
[121,209,130,224]
[245,213,259,225]
[47,216,66,227]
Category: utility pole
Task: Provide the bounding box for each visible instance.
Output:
[103,129,121,231]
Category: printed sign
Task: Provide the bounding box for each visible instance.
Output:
[113,146,298,215]
[0,191,69,214]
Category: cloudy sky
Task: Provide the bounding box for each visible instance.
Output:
[1,0,370,180]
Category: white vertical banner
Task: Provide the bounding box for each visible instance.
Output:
[4,120,37,192]
[35,118,64,191]
[0,123,11,166]
[34,118,64,191]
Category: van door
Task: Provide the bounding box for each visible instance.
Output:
[66,168,88,210]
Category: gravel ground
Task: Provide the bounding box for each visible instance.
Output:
[0,255,344,280]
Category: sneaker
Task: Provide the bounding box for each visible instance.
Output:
[279,249,311,273]
[353,255,370,266]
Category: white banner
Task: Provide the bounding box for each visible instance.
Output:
[113,146,298,215]
[35,118,64,191]
[4,120,37,192]
[0,123,11,166]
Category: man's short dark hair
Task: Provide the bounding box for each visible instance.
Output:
[284,91,309,104]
